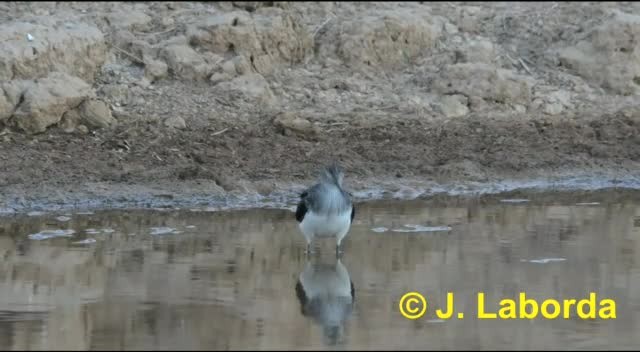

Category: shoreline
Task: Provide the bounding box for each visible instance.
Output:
[3,171,640,217]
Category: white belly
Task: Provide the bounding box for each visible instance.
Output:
[300,209,352,238]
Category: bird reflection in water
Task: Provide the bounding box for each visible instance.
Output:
[295,256,355,346]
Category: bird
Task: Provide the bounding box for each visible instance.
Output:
[295,163,355,256]
[295,258,355,346]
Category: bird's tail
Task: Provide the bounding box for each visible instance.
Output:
[319,163,345,188]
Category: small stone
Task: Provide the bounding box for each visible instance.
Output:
[79,99,116,129]
[164,116,186,129]
[99,84,130,105]
[544,102,563,115]
[445,22,459,34]
[273,112,316,135]
[210,72,231,85]
[531,98,544,110]
[137,78,151,88]
[439,94,469,118]
[232,56,252,75]
[221,60,237,76]
[60,109,80,133]
[468,96,486,111]
[161,17,175,27]
[144,59,168,81]
[161,44,211,81]
[77,124,89,134]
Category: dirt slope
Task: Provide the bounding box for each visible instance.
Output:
[1,2,639,213]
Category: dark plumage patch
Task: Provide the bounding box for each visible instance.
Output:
[350,280,355,300]
[295,192,308,222]
[295,280,309,315]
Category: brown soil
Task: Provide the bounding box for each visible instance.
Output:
[1,2,639,213]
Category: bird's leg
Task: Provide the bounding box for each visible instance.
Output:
[305,242,312,255]
[335,243,343,258]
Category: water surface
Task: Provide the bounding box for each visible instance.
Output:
[1,191,640,350]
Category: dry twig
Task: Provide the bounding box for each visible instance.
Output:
[212,128,229,136]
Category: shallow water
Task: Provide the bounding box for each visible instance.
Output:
[1,191,640,350]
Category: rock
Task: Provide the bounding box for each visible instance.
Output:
[0,80,33,124]
[433,63,533,105]
[457,6,483,33]
[98,84,130,106]
[317,6,444,69]
[105,8,152,31]
[468,95,487,112]
[232,55,252,75]
[59,109,81,133]
[221,60,237,76]
[0,81,31,123]
[201,52,224,68]
[144,59,168,81]
[457,38,495,64]
[231,1,289,11]
[210,72,232,85]
[218,55,253,77]
[249,54,274,75]
[531,98,544,111]
[187,8,312,69]
[164,116,186,129]
[0,20,106,82]
[557,10,640,95]
[273,112,317,135]
[547,90,573,108]
[76,124,89,134]
[445,22,459,34]
[438,95,469,118]
[544,102,564,115]
[0,93,10,123]
[214,73,275,108]
[161,17,175,27]
[78,99,116,129]
[136,77,151,89]
[161,44,212,81]
[538,89,573,115]
[514,104,527,113]
[12,72,93,134]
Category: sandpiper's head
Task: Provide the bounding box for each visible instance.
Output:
[319,162,345,188]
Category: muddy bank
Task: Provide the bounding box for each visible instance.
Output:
[1,2,639,214]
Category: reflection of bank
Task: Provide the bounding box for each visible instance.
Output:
[295,258,355,346]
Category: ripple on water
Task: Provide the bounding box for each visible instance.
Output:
[0,208,16,214]
[85,228,115,234]
[371,227,388,233]
[150,227,179,235]
[521,258,567,264]
[28,229,76,240]
[500,199,530,203]
[391,224,452,233]
[73,238,97,245]
[55,216,72,222]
